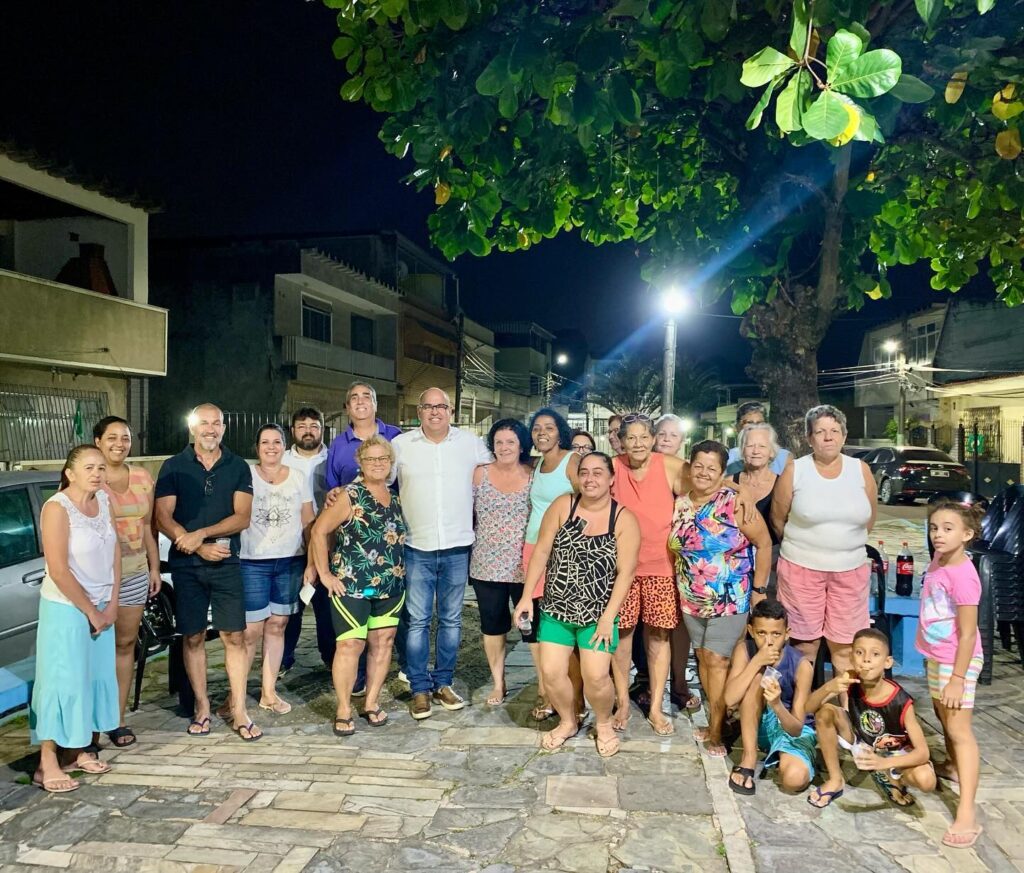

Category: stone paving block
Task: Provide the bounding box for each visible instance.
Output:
[206,753,309,766]
[97,772,202,790]
[423,807,519,839]
[82,816,191,847]
[498,812,623,873]
[341,796,441,818]
[448,783,540,808]
[65,784,147,810]
[123,799,215,821]
[239,807,367,832]
[272,791,346,813]
[618,774,714,814]
[274,846,319,872]
[165,845,257,867]
[66,841,171,859]
[441,726,541,747]
[545,775,618,810]
[895,856,958,873]
[310,780,443,800]
[612,813,726,872]
[197,777,311,792]
[346,774,453,790]
[203,788,257,825]
[181,821,336,849]
[107,762,219,779]
[359,815,431,839]
[17,847,74,868]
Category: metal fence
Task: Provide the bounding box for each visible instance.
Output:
[0,383,109,466]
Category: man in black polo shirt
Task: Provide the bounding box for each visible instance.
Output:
[155,403,259,740]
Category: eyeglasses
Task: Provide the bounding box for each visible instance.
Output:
[622,413,651,425]
[203,473,216,496]
[418,403,451,412]
[360,456,392,464]
[572,444,593,455]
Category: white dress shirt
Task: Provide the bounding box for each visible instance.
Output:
[392,426,493,551]
[282,445,329,510]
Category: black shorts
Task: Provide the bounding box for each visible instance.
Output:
[329,592,404,641]
[470,579,539,643]
[171,563,245,636]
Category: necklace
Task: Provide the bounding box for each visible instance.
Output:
[259,464,284,485]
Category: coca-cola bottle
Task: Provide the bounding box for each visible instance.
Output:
[875,540,889,593]
[896,541,914,597]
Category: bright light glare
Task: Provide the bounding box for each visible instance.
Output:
[680,418,694,433]
[883,338,899,353]
[725,426,735,437]
[556,353,569,366]
[661,286,689,316]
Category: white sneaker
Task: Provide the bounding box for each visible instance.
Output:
[397,671,411,689]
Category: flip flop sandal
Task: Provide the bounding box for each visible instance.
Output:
[107,726,136,747]
[258,698,292,715]
[485,690,508,706]
[942,825,983,848]
[729,766,756,796]
[215,703,233,721]
[234,722,263,742]
[872,771,915,807]
[531,704,555,721]
[63,754,110,775]
[35,775,80,794]
[540,727,577,751]
[333,717,356,737]
[595,733,620,758]
[185,716,211,737]
[646,716,675,737]
[807,786,845,808]
[684,693,702,712]
[363,708,389,727]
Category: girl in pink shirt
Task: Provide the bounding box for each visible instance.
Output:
[917,498,986,849]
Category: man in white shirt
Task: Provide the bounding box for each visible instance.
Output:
[280,407,331,673]
[394,387,493,720]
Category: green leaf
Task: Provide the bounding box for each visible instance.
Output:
[609,74,642,123]
[676,30,705,66]
[475,54,508,96]
[978,0,996,12]
[340,76,365,101]
[609,0,647,16]
[741,46,796,88]
[498,85,519,119]
[440,0,469,30]
[831,49,902,98]
[825,30,863,81]
[572,79,597,125]
[577,31,623,73]
[848,22,871,49]
[656,59,692,98]
[802,91,851,139]
[332,36,357,60]
[746,75,783,130]
[701,0,732,43]
[915,0,942,26]
[789,0,810,57]
[510,34,545,73]
[889,74,934,103]
[775,69,811,132]
[853,108,882,143]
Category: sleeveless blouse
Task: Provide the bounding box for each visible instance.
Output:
[42,490,116,606]
[526,451,574,544]
[470,467,531,584]
[329,480,407,599]
[780,454,871,572]
[612,453,674,577]
[670,488,753,618]
[542,497,621,625]
[103,466,154,577]
[731,472,780,546]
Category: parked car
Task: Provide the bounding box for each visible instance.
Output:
[842,445,874,460]
[863,446,972,504]
[0,470,177,671]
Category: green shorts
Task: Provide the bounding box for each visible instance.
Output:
[329,592,404,641]
[537,610,619,653]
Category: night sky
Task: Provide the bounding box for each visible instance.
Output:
[0,0,989,384]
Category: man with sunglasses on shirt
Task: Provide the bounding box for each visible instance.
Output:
[155,403,256,739]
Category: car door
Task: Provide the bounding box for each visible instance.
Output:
[0,484,45,668]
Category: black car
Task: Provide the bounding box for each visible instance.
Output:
[863,446,972,504]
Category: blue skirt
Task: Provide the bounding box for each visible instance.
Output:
[30,597,119,747]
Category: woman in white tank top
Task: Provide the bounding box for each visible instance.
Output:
[770,406,877,681]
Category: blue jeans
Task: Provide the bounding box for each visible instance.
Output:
[240,556,304,624]
[404,545,470,695]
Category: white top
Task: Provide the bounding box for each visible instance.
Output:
[42,490,117,606]
[282,445,328,510]
[780,453,872,572]
[240,465,313,560]
[392,426,494,551]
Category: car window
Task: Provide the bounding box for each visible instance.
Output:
[901,449,953,463]
[0,487,40,569]
[862,449,878,463]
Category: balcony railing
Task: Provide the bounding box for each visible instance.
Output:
[0,269,167,376]
[281,335,395,382]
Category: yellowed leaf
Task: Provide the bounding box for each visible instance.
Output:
[866,284,883,300]
[439,144,453,160]
[866,170,876,182]
[516,229,529,247]
[945,70,968,104]
[996,127,1022,160]
[830,101,861,147]
[1002,83,1016,100]
[434,181,451,205]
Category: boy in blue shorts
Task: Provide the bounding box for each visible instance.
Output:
[723,600,816,795]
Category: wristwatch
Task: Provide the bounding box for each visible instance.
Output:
[752,585,768,594]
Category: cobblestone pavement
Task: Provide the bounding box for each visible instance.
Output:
[2,570,1022,872]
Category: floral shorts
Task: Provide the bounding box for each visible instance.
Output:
[618,575,681,631]
[926,656,984,709]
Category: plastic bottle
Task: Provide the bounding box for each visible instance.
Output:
[516,612,533,635]
[875,541,889,593]
[895,541,914,597]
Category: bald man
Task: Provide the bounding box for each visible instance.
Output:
[155,403,258,740]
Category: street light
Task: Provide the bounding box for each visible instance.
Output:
[555,353,569,367]
[660,286,689,415]
[884,338,907,445]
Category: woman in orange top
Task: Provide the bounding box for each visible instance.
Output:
[95,416,161,747]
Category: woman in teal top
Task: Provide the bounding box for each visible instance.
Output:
[522,407,580,721]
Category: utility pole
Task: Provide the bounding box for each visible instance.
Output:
[453,310,465,425]
[897,350,908,446]
[662,316,677,416]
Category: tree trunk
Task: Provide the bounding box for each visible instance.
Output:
[742,146,852,455]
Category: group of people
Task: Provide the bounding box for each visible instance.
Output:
[28,391,985,848]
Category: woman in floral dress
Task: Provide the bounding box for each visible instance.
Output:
[308,436,406,736]
[670,440,771,757]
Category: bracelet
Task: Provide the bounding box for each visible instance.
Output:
[951,673,966,680]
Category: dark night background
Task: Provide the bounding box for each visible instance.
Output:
[0,0,990,386]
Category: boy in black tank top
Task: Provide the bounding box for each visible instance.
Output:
[807,627,935,808]
[723,600,816,796]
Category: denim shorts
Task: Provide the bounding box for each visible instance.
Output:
[240,556,305,623]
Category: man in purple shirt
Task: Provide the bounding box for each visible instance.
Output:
[326,383,402,489]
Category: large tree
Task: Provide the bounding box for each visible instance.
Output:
[327,0,1023,448]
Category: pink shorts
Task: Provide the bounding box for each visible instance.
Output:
[523,542,546,599]
[776,556,871,644]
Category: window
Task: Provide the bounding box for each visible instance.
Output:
[910,322,938,362]
[302,298,331,344]
[0,488,38,569]
[872,341,897,368]
[351,315,374,355]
